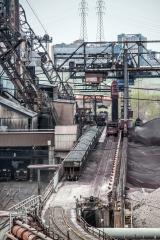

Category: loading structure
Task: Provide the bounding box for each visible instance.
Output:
[63,126,100,180]
[54,40,160,130]
[0,1,74,126]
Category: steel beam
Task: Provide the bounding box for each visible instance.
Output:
[123,45,128,121]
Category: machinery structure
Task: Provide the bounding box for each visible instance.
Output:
[0,0,74,127]
[54,40,160,130]
[0,1,160,239]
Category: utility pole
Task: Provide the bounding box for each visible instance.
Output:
[79,0,88,41]
[96,0,105,42]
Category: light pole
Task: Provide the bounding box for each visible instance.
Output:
[101,218,104,240]
[67,227,71,240]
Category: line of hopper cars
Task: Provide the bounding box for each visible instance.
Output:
[63,126,100,180]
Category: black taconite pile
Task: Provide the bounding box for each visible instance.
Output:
[127,118,160,188]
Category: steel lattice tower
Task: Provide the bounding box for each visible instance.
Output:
[79,0,88,41]
[96,0,105,42]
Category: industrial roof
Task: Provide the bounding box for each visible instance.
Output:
[0,97,37,118]
[64,126,99,162]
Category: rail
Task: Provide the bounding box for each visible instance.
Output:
[34,213,65,240]
[51,206,88,240]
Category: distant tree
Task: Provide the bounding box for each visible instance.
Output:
[130,90,160,121]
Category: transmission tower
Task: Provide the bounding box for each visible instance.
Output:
[79,0,88,41]
[96,0,105,42]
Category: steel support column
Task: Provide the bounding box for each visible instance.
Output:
[124,45,128,121]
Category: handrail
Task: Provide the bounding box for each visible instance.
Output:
[9,195,41,212]
[77,213,115,240]
[41,164,63,205]
[42,176,55,204]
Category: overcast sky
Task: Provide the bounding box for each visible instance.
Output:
[20,0,160,50]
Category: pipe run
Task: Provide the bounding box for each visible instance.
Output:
[98,228,160,239]
[5,233,19,240]
[15,220,53,240]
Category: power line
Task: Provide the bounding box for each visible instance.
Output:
[124,97,160,102]
[1,144,160,152]
[24,0,48,34]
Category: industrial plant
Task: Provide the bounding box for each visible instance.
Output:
[0,0,160,239]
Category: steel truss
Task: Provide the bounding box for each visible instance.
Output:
[0,4,73,112]
[19,5,73,98]
[0,26,41,109]
[54,40,160,86]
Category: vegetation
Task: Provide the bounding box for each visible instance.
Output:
[130,90,160,121]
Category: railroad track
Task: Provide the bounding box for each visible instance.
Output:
[51,206,98,240]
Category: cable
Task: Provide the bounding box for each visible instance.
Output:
[1,144,160,152]
[123,97,160,102]
[24,0,48,34]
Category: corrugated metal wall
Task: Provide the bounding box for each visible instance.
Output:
[0,105,37,129]
[53,101,76,125]
[55,125,78,151]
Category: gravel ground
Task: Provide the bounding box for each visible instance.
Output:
[128,188,160,227]
[0,180,47,210]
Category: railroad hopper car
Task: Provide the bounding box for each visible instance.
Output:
[96,111,108,126]
[63,127,100,180]
[106,122,119,137]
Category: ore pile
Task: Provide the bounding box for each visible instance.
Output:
[130,188,160,227]
[130,118,160,145]
[127,118,160,188]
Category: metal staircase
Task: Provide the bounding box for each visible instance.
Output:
[124,206,132,228]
